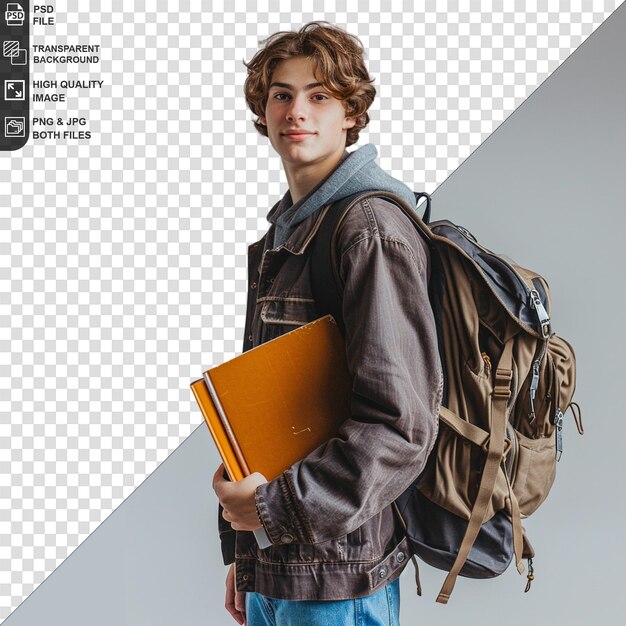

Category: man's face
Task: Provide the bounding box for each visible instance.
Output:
[260,56,356,171]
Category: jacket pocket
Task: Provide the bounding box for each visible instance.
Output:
[255,534,349,565]
[259,297,319,341]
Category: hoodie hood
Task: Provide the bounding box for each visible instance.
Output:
[267,143,416,249]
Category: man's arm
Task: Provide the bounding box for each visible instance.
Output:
[255,215,443,545]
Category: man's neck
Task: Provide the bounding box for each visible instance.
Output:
[283,149,346,205]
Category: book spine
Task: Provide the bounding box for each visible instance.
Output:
[203,371,251,476]
[190,379,244,482]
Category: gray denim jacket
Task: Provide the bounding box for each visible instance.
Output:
[219,196,443,601]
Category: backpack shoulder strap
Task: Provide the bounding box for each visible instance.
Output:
[309,194,359,336]
[310,190,432,336]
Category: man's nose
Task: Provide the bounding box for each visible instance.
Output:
[286,93,308,120]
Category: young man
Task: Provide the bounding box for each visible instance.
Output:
[212,21,442,626]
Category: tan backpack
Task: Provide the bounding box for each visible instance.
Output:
[310,190,584,603]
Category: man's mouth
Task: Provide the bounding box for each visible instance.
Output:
[283,131,315,141]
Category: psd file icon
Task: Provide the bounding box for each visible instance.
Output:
[5,3,25,26]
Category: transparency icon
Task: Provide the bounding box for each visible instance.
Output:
[2,40,27,65]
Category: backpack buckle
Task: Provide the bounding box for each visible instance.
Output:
[494,368,513,398]
[494,386,512,398]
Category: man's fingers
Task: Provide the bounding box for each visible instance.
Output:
[212,463,225,492]
[225,592,236,613]
[225,564,234,603]
[226,597,244,625]
[235,590,246,614]
[222,508,242,531]
[225,564,244,625]
[226,600,244,625]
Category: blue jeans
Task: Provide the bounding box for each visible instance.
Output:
[244,577,400,626]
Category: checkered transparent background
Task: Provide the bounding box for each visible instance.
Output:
[0,0,620,619]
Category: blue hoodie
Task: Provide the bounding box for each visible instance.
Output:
[267,143,417,249]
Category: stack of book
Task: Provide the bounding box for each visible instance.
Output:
[190,314,352,547]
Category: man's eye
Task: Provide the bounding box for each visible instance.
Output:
[271,93,328,101]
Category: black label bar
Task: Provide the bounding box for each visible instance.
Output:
[1,1,29,150]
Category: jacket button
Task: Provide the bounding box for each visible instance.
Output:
[379,566,387,579]
[248,334,253,343]
[281,533,294,544]
[397,551,405,563]
[250,282,257,290]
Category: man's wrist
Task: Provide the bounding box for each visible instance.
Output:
[254,486,269,536]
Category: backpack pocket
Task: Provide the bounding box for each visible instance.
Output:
[548,334,577,420]
[508,334,576,515]
[397,485,514,578]
[512,346,555,438]
[513,333,576,439]
[416,416,511,523]
[510,428,557,517]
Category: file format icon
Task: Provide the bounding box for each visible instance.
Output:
[5,117,25,137]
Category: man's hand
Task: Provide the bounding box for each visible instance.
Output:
[212,464,268,531]
[225,563,246,625]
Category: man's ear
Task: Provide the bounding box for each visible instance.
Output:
[343,116,357,130]
[259,116,267,126]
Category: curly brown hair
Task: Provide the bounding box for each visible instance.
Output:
[243,21,376,148]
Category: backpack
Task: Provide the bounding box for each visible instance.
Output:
[309,189,584,604]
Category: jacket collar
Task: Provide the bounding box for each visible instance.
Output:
[268,203,333,255]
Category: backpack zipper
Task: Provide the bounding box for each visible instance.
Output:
[528,338,550,425]
[528,359,541,423]
[529,288,551,339]
[554,407,564,461]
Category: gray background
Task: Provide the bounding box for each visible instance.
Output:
[2,2,625,625]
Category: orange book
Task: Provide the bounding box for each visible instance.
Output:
[191,314,352,548]
[191,314,353,483]
[190,376,245,482]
